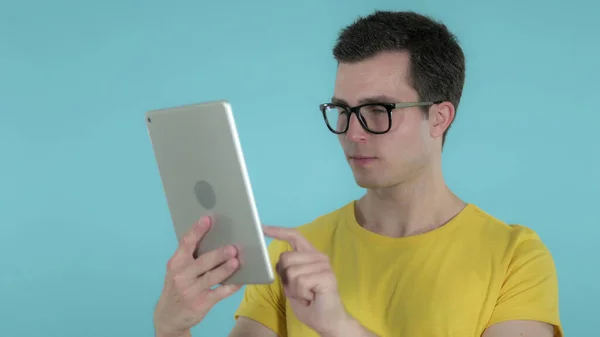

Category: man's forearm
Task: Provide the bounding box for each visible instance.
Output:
[155,328,191,337]
[321,317,379,337]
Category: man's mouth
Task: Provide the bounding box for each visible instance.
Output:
[348,155,376,166]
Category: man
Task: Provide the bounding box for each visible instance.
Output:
[153,10,563,337]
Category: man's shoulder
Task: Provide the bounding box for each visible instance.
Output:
[467,208,561,335]
[467,204,540,237]
[466,204,550,256]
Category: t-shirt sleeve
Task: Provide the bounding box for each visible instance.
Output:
[233,238,290,337]
[487,228,563,337]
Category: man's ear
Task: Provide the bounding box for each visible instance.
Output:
[429,102,455,139]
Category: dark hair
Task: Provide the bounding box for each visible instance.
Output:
[333,10,466,145]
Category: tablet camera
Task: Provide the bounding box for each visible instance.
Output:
[194,180,216,209]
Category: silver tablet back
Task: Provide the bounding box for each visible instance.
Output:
[146,100,274,285]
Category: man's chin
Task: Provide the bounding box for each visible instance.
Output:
[353,174,382,189]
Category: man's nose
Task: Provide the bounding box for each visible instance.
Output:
[345,113,368,142]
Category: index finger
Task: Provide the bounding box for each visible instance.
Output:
[263,226,315,252]
[169,216,212,270]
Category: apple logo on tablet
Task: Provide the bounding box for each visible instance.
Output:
[194,180,216,210]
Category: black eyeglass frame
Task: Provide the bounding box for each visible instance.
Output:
[319,100,443,134]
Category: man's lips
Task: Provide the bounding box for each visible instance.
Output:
[348,155,377,165]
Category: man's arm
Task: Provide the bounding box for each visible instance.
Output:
[228,317,279,337]
[229,307,555,337]
[483,228,562,337]
[231,237,290,337]
[482,320,555,337]
[324,308,556,337]
[228,316,380,337]
[320,317,379,337]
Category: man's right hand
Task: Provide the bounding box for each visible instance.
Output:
[153,216,242,337]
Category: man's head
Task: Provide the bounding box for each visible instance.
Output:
[324,10,465,188]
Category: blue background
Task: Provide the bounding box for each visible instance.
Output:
[1,0,597,336]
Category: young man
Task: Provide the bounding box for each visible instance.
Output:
[153,10,563,337]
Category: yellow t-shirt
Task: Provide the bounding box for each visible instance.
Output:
[234,202,563,337]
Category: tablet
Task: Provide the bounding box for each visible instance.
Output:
[146,100,274,285]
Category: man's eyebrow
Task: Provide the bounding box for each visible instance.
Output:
[331,95,399,106]
[331,96,347,105]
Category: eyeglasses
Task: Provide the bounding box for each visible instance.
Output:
[319,101,442,134]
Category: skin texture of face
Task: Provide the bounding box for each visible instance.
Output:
[332,51,455,189]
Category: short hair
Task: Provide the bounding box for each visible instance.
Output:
[333,10,466,145]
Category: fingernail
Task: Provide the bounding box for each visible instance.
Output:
[197,217,210,229]
[224,247,233,257]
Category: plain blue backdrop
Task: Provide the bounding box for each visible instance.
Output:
[1,0,597,336]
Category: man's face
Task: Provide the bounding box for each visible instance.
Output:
[332,51,443,189]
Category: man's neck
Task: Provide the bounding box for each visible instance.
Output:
[355,166,466,238]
